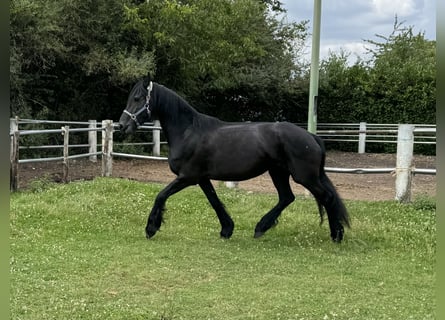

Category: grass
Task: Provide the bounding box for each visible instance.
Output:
[10,178,435,319]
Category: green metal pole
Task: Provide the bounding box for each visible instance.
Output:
[307,0,322,134]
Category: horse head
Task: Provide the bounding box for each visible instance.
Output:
[119,72,154,134]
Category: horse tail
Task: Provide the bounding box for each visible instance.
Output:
[310,133,326,225]
[311,134,350,229]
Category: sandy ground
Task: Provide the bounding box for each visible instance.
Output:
[16,151,436,201]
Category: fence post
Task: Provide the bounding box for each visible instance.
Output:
[153,120,161,157]
[358,122,366,154]
[102,120,113,177]
[10,118,19,191]
[88,120,97,162]
[62,126,70,183]
[395,124,414,203]
[225,181,239,189]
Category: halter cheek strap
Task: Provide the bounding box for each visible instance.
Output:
[123,81,153,127]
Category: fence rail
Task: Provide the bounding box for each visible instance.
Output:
[12,119,436,154]
[10,118,436,202]
[324,167,436,175]
[305,122,436,151]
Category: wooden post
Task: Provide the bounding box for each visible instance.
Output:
[10,118,19,191]
[101,120,113,177]
[395,124,414,203]
[358,122,366,154]
[152,120,161,157]
[10,117,18,134]
[88,120,97,162]
[62,126,70,183]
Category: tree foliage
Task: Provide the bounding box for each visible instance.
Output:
[318,51,371,123]
[10,1,435,131]
[316,21,435,153]
[318,21,435,126]
[365,20,436,124]
[10,0,155,120]
[10,0,307,122]
[120,0,309,121]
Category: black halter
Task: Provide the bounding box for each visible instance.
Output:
[123,81,153,126]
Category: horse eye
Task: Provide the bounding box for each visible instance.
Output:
[134,95,142,102]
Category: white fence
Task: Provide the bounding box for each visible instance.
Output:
[301,122,436,153]
[10,118,436,202]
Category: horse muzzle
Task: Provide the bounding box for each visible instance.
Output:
[118,122,127,133]
[119,122,136,135]
[118,113,136,134]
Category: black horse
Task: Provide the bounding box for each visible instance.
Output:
[119,74,350,242]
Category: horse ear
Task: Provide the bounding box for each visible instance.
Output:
[142,72,153,87]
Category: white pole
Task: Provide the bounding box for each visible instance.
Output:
[225,181,239,189]
[88,120,97,162]
[358,122,366,154]
[10,117,18,135]
[10,117,19,191]
[102,120,114,177]
[153,120,161,157]
[62,126,70,183]
[395,124,414,202]
[307,0,322,134]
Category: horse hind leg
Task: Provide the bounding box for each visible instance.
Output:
[315,198,325,226]
[254,167,295,238]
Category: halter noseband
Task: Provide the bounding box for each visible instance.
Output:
[123,81,153,127]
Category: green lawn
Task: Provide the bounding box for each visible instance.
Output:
[10,178,436,319]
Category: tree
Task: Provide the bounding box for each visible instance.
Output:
[316,19,435,126]
[11,0,308,122]
[121,0,309,121]
[318,50,371,123]
[10,0,155,120]
[315,20,435,153]
[365,19,436,124]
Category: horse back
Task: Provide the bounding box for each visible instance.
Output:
[168,120,322,181]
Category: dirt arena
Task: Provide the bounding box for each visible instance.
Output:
[16,151,436,201]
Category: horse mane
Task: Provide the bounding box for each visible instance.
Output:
[153,83,222,131]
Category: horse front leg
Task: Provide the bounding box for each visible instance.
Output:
[146,177,192,239]
[199,179,234,238]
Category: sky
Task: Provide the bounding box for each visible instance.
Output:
[279,0,436,63]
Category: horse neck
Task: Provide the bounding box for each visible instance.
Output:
[154,86,198,145]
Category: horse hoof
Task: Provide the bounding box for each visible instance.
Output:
[145,227,158,239]
[254,231,265,238]
[331,230,343,243]
[220,230,233,239]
